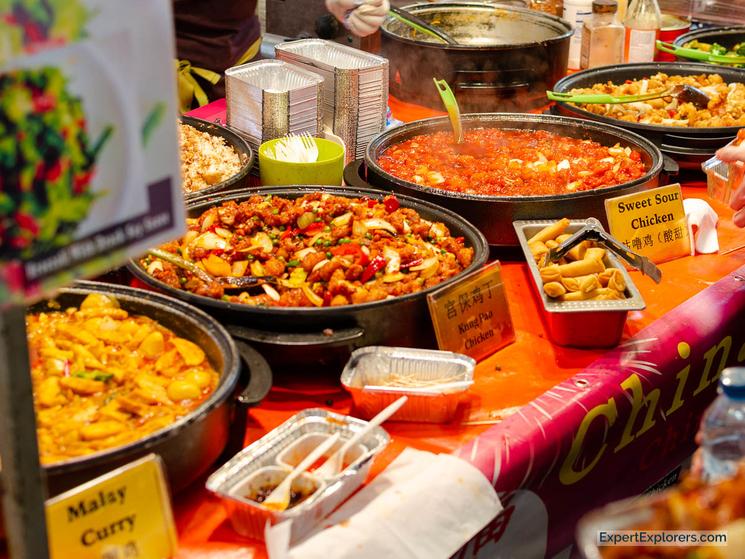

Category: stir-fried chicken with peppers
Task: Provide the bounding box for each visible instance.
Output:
[141,193,475,307]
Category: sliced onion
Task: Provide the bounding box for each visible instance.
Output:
[231,260,248,277]
[363,218,397,235]
[429,223,448,239]
[302,284,324,307]
[247,232,273,253]
[214,227,233,239]
[352,219,368,237]
[410,256,438,273]
[402,219,411,234]
[311,259,330,274]
[250,261,265,277]
[383,247,400,274]
[262,283,281,302]
[201,210,216,232]
[147,260,164,275]
[194,232,228,251]
[294,247,317,260]
[330,212,352,227]
[383,272,406,283]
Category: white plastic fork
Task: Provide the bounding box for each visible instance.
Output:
[260,432,341,512]
[315,396,408,478]
[300,132,319,162]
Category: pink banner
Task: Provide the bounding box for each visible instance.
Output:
[454,265,745,558]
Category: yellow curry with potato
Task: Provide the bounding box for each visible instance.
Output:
[28,293,220,465]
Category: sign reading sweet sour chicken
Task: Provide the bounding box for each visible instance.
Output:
[605,184,690,264]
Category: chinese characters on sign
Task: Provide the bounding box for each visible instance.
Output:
[605,183,690,264]
[428,261,515,362]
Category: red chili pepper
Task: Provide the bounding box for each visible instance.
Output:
[361,255,385,283]
[401,257,423,270]
[280,227,298,240]
[322,292,332,307]
[367,198,376,208]
[455,236,464,243]
[667,109,677,118]
[301,222,325,235]
[383,195,400,213]
[330,242,370,267]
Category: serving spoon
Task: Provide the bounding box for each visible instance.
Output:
[146,248,278,291]
[314,396,408,478]
[434,78,464,144]
[546,84,711,110]
[260,432,341,512]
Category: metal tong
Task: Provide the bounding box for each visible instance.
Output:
[543,218,663,284]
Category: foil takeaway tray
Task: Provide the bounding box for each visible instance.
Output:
[206,408,390,542]
[226,59,324,94]
[275,39,389,71]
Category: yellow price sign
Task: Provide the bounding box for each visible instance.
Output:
[427,260,515,362]
[604,183,690,264]
[46,454,177,559]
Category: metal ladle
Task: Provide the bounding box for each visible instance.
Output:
[547,84,711,110]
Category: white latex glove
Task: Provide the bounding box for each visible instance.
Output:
[325,0,390,37]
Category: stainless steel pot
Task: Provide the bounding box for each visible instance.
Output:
[382,2,572,112]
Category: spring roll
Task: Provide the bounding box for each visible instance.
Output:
[556,234,573,244]
[556,258,604,278]
[540,264,562,283]
[529,240,549,263]
[561,287,622,301]
[579,274,601,293]
[528,218,570,244]
[598,268,614,287]
[545,239,560,249]
[584,247,606,263]
[560,276,581,292]
[567,240,591,262]
[592,288,626,301]
[543,282,566,298]
[608,269,627,293]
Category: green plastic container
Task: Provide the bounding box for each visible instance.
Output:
[259,137,345,186]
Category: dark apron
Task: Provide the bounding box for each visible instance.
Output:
[174,0,260,109]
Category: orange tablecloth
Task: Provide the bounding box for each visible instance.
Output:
[170,181,745,557]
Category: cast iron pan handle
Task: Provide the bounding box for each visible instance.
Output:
[234,340,273,406]
[227,324,365,349]
[343,159,371,189]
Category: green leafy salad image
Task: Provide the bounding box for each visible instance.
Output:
[0,0,90,56]
[0,66,112,259]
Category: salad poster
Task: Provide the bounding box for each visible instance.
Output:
[0,0,184,304]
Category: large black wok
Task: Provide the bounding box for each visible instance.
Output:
[674,26,745,58]
[128,186,489,368]
[382,2,571,112]
[551,62,745,168]
[348,113,667,247]
[32,282,271,497]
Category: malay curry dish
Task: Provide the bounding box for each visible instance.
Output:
[28,293,220,465]
[377,128,647,196]
[141,192,475,307]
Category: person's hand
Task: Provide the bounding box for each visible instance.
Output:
[715,143,745,228]
[325,0,390,37]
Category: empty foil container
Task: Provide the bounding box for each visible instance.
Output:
[341,346,475,423]
[225,60,324,151]
[275,39,389,162]
[205,408,390,542]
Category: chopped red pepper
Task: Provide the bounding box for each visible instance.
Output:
[280,227,298,240]
[667,109,677,118]
[367,198,376,208]
[32,94,55,113]
[16,213,40,235]
[45,160,62,182]
[383,195,400,213]
[330,242,370,267]
[361,255,385,283]
[301,222,325,235]
[322,292,332,307]
[24,22,44,43]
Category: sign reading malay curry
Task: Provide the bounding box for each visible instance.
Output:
[427,261,515,362]
[604,184,690,264]
[0,0,184,306]
[46,454,177,559]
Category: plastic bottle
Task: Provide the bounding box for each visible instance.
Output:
[700,367,745,483]
[580,0,624,69]
[623,0,661,62]
[564,0,595,70]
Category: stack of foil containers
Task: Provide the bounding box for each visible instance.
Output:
[225,60,324,157]
[274,39,389,162]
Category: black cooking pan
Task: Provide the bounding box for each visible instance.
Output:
[181,115,254,200]
[31,281,272,496]
[550,62,745,163]
[348,113,668,247]
[128,186,489,367]
[673,26,745,59]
